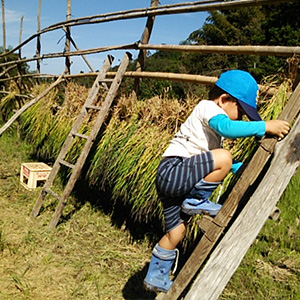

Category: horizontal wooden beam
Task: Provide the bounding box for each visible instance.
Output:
[0,71,279,96]
[0,43,137,68]
[139,44,300,56]
[107,71,279,96]
[0,0,292,59]
[2,41,297,72]
[42,0,291,32]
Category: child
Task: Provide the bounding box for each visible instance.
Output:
[144,70,290,293]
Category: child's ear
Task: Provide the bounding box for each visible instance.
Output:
[219,93,230,104]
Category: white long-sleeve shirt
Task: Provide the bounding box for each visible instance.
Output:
[163,100,226,157]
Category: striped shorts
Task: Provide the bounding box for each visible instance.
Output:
[156,152,215,232]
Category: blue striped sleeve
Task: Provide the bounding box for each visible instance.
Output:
[209,114,266,139]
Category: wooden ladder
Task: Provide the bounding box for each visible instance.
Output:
[31,52,132,229]
[159,81,300,300]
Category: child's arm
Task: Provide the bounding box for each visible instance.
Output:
[209,114,266,139]
[265,119,290,139]
[209,114,290,139]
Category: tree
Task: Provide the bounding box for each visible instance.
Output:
[184,2,300,81]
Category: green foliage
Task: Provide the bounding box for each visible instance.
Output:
[185,3,300,81]
[137,2,300,100]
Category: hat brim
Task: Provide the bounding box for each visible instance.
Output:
[238,100,262,121]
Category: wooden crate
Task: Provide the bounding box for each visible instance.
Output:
[20,162,52,190]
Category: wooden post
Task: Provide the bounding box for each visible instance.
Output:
[138,44,300,57]
[19,15,24,59]
[36,0,42,75]
[1,0,6,53]
[62,26,94,72]
[133,0,159,97]
[17,15,28,91]
[16,14,26,126]
[65,0,71,75]
[185,112,300,300]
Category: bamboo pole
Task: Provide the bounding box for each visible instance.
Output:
[0,74,64,137]
[0,64,17,77]
[65,0,72,75]
[1,0,9,80]
[62,26,94,72]
[41,0,290,33]
[109,71,279,95]
[1,43,299,70]
[17,15,27,90]
[1,0,6,53]
[0,71,279,96]
[0,0,292,59]
[36,0,42,75]
[125,71,219,84]
[139,44,300,57]
[134,0,159,96]
[19,16,24,59]
[0,43,138,68]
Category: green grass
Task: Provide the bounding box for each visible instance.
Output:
[221,169,300,299]
[0,79,299,299]
[0,131,155,300]
[0,124,299,299]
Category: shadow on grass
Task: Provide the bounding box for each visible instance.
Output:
[122,263,157,300]
[73,176,163,244]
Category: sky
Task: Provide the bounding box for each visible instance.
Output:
[1,1,208,75]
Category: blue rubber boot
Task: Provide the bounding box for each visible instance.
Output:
[181,179,222,216]
[144,243,178,293]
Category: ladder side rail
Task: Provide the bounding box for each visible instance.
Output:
[161,82,300,300]
[57,54,114,159]
[31,55,114,218]
[41,55,114,187]
[49,52,131,229]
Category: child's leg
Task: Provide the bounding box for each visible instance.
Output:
[159,222,187,250]
[144,151,232,292]
[182,149,232,216]
[144,203,187,293]
[205,148,232,182]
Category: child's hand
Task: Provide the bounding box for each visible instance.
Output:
[265,120,290,138]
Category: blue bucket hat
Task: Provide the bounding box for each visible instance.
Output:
[216,70,261,121]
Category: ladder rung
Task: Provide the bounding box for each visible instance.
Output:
[100,78,113,83]
[44,188,62,201]
[85,105,101,111]
[72,132,89,139]
[59,159,75,169]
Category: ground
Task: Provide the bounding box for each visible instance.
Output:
[0,130,299,299]
[0,132,156,300]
